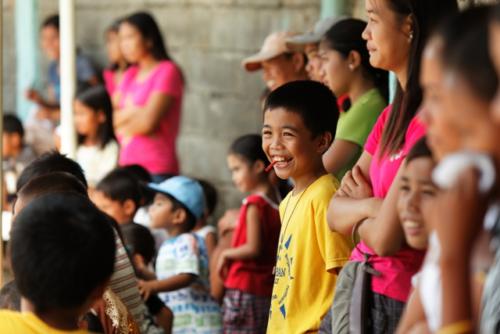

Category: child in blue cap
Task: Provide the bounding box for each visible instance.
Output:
[138,176,222,333]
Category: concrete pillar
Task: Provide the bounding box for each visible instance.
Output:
[59,0,77,159]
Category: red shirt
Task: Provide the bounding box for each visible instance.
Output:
[224,194,281,297]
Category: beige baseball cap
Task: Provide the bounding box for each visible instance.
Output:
[242,31,297,72]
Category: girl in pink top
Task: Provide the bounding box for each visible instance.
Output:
[103,19,129,97]
[114,12,184,179]
[327,1,458,333]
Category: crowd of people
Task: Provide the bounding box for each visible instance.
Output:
[1,1,500,333]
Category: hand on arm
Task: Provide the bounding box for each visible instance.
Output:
[114,92,173,137]
[327,152,380,234]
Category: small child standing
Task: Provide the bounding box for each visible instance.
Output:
[74,85,119,187]
[262,81,353,333]
[217,134,281,333]
[138,176,222,333]
[194,179,219,259]
[2,114,37,204]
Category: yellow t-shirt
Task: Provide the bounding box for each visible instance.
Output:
[267,174,353,333]
[0,310,90,334]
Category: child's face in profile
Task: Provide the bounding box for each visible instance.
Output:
[262,107,321,182]
[92,191,132,225]
[227,154,261,193]
[40,26,60,60]
[148,193,178,229]
[397,157,437,250]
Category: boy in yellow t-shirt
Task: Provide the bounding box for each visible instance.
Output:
[0,193,116,334]
[262,80,353,333]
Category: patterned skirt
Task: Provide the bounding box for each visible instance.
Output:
[222,289,271,334]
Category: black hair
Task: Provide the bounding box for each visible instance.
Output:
[264,80,339,140]
[437,6,497,103]
[118,165,154,205]
[96,168,142,210]
[76,85,116,149]
[42,14,59,31]
[379,0,458,157]
[120,164,152,183]
[121,12,184,83]
[11,193,116,313]
[0,281,21,311]
[229,134,269,167]
[197,179,218,217]
[121,223,156,265]
[18,172,87,203]
[495,4,500,22]
[16,151,88,192]
[3,114,24,137]
[322,18,389,103]
[406,137,433,164]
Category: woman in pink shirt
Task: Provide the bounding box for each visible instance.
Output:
[327,1,458,333]
[114,12,184,180]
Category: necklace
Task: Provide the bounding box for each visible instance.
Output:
[279,183,312,244]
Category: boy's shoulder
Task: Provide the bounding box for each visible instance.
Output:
[306,174,339,202]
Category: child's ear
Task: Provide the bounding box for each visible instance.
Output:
[252,160,265,174]
[292,52,306,73]
[97,110,106,124]
[316,132,333,154]
[172,207,187,225]
[123,199,137,218]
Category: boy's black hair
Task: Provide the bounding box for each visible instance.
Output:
[17,172,87,204]
[16,151,88,192]
[157,192,197,232]
[0,281,21,311]
[3,114,24,137]
[11,193,116,312]
[121,223,156,265]
[96,168,142,209]
[406,137,433,164]
[119,165,154,205]
[197,179,218,217]
[76,85,116,149]
[229,134,269,167]
[264,80,339,141]
[42,14,59,31]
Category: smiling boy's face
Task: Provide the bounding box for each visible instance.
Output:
[397,157,437,250]
[262,107,324,182]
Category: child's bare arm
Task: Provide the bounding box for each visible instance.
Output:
[204,231,217,259]
[220,205,262,261]
[397,289,429,334]
[138,273,196,300]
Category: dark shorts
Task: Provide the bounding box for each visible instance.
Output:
[222,289,271,334]
[369,292,405,334]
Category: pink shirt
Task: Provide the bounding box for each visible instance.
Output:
[350,105,426,302]
[116,61,183,175]
[103,69,117,97]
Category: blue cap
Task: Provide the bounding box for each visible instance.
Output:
[147,176,205,219]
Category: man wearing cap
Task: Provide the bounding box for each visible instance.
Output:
[286,17,343,82]
[242,31,309,91]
